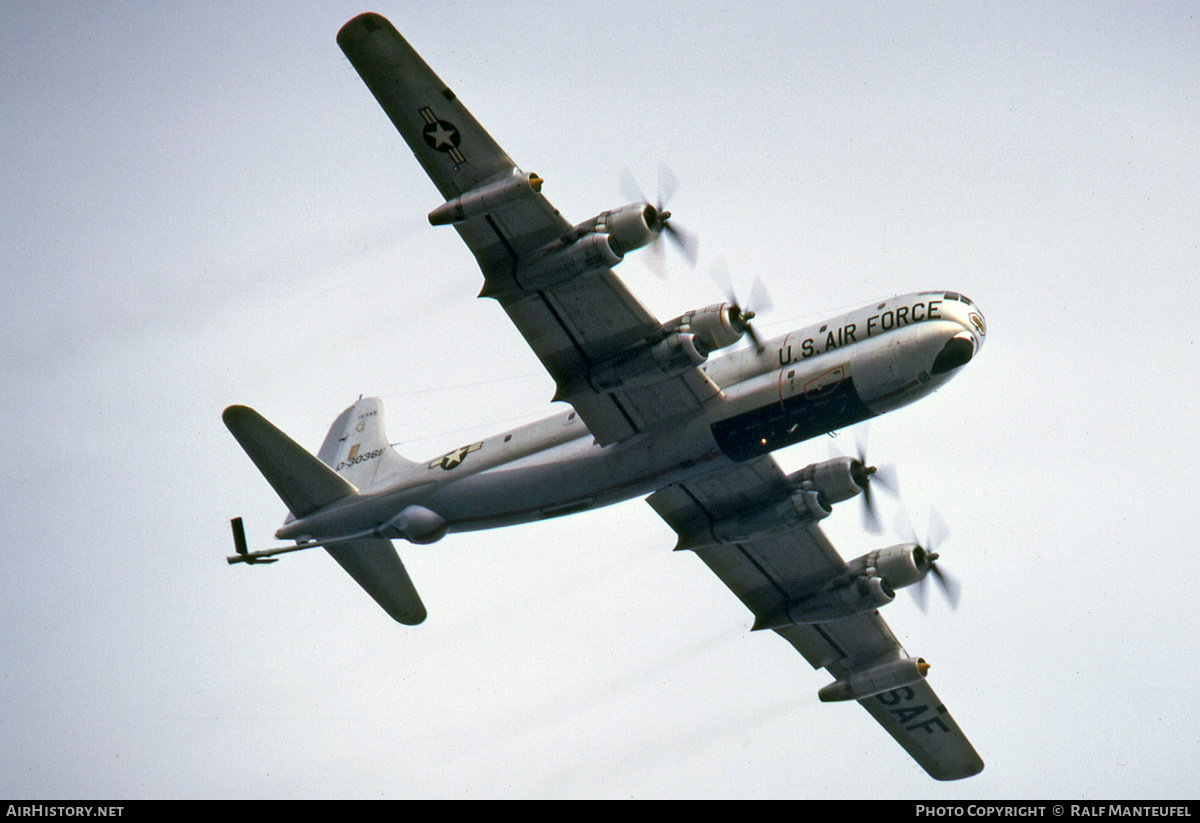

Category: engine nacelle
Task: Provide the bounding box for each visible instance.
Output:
[590,332,707,392]
[787,457,869,504]
[753,544,933,629]
[427,168,544,225]
[516,232,623,290]
[575,203,664,256]
[756,575,895,628]
[713,489,831,543]
[818,657,930,702]
[847,544,934,590]
[674,489,830,551]
[515,202,666,290]
[661,303,747,355]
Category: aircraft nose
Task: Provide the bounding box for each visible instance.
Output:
[962,299,986,349]
[931,332,975,375]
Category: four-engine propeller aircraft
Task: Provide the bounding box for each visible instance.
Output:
[224,12,987,780]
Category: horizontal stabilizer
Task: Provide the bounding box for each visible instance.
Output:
[324,537,427,625]
[223,405,356,518]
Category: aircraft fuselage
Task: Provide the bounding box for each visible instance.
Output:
[275,290,985,543]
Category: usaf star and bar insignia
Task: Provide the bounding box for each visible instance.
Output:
[419,106,466,165]
[430,441,482,471]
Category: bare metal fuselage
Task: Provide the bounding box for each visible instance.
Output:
[276,290,985,544]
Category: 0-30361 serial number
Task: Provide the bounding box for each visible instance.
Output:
[336,448,383,471]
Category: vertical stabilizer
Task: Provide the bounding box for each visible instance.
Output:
[316,397,417,490]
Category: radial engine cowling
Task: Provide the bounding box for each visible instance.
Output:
[755,545,932,629]
[788,457,868,505]
[847,544,933,590]
[575,203,665,256]
[661,303,747,355]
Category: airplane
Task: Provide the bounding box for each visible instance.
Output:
[223,12,987,781]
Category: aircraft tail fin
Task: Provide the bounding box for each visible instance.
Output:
[223,401,427,625]
[223,405,357,519]
[316,396,418,490]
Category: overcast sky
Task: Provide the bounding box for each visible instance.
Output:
[2,0,1198,800]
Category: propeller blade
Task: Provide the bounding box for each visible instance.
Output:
[657,161,679,211]
[748,276,775,315]
[871,463,900,496]
[710,256,736,303]
[662,221,698,266]
[619,167,646,205]
[927,509,951,552]
[620,165,697,275]
[913,573,929,611]
[709,257,773,350]
[861,483,884,534]
[852,425,898,533]
[894,506,917,544]
[646,229,667,279]
[931,563,961,610]
[895,507,960,611]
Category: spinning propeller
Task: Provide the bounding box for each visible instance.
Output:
[895,507,960,611]
[851,430,900,534]
[837,426,960,610]
[620,164,698,275]
[710,256,774,351]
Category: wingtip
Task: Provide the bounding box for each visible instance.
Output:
[338,12,395,45]
[221,404,253,427]
[394,607,428,626]
[929,756,985,781]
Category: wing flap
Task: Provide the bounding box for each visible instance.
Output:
[774,613,905,674]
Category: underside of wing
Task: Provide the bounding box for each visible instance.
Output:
[338,13,721,445]
[647,455,983,780]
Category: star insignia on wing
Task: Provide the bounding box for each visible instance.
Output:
[422,119,460,151]
[418,106,467,164]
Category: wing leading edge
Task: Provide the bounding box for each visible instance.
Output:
[337,14,721,445]
[648,457,983,780]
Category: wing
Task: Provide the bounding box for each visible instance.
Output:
[337,14,719,445]
[647,456,984,780]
